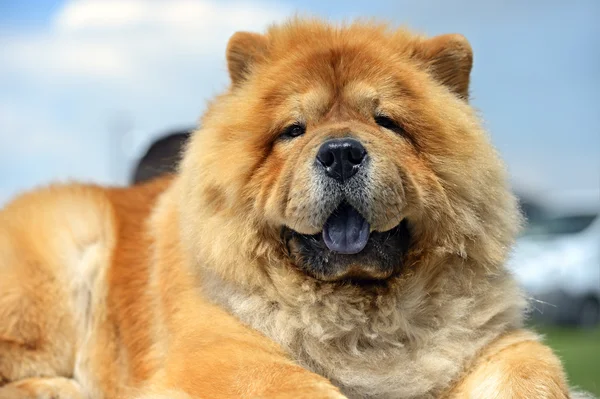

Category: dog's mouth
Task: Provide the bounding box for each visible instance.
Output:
[283,202,411,282]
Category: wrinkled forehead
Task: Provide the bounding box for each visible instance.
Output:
[257,46,423,122]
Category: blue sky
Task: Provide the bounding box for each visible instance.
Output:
[1,0,598,209]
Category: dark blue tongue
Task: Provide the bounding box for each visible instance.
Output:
[323,203,370,254]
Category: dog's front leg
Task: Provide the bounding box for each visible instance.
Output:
[445,330,571,399]
[130,347,346,399]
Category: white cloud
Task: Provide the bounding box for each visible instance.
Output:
[4,0,290,82]
[53,0,154,31]
[54,0,287,35]
[3,36,133,79]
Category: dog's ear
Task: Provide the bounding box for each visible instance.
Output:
[413,34,473,100]
[226,31,269,86]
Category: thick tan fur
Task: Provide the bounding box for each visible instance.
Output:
[0,18,577,399]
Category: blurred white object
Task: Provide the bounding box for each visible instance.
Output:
[508,212,600,326]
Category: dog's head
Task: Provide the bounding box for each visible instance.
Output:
[179,19,521,285]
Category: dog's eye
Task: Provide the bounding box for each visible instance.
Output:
[279,123,306,140]
[374,115,404,135]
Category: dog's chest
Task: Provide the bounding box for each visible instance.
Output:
[202,272,522,399]
[218,293,469,398]
[285,329,459,399]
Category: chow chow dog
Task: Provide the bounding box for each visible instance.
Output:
[0,18,579,399]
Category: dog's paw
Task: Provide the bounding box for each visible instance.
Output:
[0,377,85,399]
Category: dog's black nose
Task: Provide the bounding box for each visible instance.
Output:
[316,138,367,183]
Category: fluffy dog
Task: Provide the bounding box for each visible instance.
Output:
[0,18,576,399]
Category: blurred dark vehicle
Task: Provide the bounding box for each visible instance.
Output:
[509,211,600,327]
[517,193,548,225]
[131,129,192,184]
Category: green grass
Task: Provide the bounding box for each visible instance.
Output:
[534,325,600,396]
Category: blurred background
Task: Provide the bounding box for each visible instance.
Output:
[1,0,598,394]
